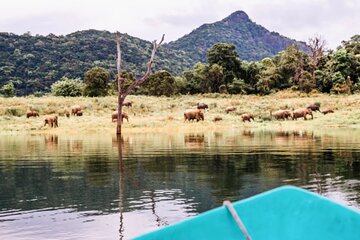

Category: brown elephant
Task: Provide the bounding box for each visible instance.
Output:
[225,106,236,113]
[292,108,313,120]
[64,108,71,118]
[213,116,223,122]
[26,110,39,118]
[197,103,208,110]
[307,104,321,112]
[71,105,82,115]
[241,112,254,122]
[184,109,204,122]
[321,108,334,115]
[44,115,58,128]
[122,101,132,107]
[271,110,292,120]
[112,111,129,122]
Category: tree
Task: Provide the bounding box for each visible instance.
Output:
[273,45,305,90]
[207,43,242,86]
[83,67,110,97]
[116,32,164,135]
[1,82,15,97]
[140,70,176,96]
[51,77,84,97]
[206,64,224,92]
[308,36,326,73]
[257,58,278,94]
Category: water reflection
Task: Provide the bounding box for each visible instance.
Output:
[0,129,360,239]
[184,133,206,150]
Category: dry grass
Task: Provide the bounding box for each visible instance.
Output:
[1,91,360,134]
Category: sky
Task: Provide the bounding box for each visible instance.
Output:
[0,0,359,49]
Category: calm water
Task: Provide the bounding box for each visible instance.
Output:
[0,129,360,239]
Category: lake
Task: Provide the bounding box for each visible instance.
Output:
[0,129,360,239]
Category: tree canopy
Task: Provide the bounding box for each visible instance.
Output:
[83,67,110,97]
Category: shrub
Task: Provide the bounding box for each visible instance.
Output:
[33,91,45,97]
[51,77,84,97]
[1,82,15,97]
[5,107,24,117]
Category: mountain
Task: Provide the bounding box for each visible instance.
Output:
[0,30,193,95]
[167,11,309,62]
[0,11,310,95]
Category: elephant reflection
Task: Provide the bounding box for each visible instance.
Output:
[242,130,255,138]
[184,133,206,150]
[272,131,315,146]
[44,134,58,151]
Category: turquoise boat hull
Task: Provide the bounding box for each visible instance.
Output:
[135,186,360,240]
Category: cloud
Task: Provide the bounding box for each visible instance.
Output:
[0,0,359,49]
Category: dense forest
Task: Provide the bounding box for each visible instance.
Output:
[0,11,359,96]
[173,35,360,95]
[0,30,193,95]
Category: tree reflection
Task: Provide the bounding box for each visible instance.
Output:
[117,135,125,240]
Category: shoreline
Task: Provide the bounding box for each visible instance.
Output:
[1,93,360,136]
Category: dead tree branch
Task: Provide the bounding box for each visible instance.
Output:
[116,32,164,135]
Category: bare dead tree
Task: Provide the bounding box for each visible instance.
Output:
[308,36,326,74]
[116,32,164,135]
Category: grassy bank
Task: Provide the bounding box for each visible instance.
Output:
[1,91,360,134]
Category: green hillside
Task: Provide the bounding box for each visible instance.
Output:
[0,11,311,96]
[167,11,309,62]
[0,30,193,95]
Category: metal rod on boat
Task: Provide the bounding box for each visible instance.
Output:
[223,200,252,240]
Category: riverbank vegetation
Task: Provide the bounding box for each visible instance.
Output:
[0,92,360,134]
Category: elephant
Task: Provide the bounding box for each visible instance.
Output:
[122,101,132,107]
[307,104,321,112]
[26,110,39,118]
[64,108,70,118]
[271,110,292,120]
[71,105,82,115]
[184,109,204,122]
[112,111,129,122]
[44,115,58,128]
[292,108,313,120]
[213,116,223,122]
[197,103,208,110]
[75,111,83,116]
[225,106,236,113]
[321,108,334,115]
[241,112,254,122]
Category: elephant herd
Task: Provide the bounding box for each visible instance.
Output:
[24,100,335,129]
[25,102,134,128]
[184,102,334,123]
[271,104,334,121]
[25,104,85,128]
[184,103,255,122]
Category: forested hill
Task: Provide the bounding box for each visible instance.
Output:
[0,30,193,95]
[167,11,309,62]
[0,10,311,95]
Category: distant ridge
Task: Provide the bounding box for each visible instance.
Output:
[167,10,309,62]
[0,10,310,95]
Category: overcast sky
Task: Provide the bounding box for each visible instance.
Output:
[0,0,359,49]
